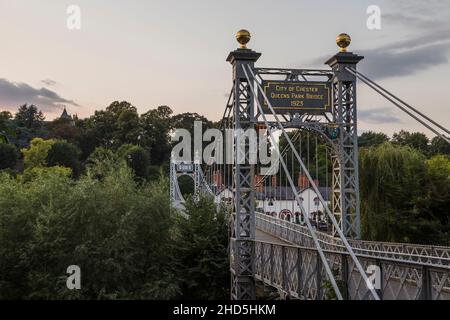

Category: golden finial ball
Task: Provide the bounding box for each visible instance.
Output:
[236,29,251,49]
[336,33,351,52]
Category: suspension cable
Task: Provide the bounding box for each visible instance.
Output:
[346,67,450,143]
[257,130,302,187]
[244,64,380,300]
[243,66,344,300]
[347,67,450,135]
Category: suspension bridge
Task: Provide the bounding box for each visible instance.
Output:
[170,31,450,300]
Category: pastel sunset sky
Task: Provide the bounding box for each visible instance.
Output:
[0,0,449,136]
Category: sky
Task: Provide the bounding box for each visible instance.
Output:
[0,0,449,137]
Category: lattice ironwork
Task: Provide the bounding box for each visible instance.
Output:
[227,48,261,300]
[254,240,450,300]
[255,212,450,267]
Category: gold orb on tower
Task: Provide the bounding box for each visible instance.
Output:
[236,29,251,49]
[336,33,351,52]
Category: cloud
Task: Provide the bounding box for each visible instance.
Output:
[359,107,401,124]
[383,13,445,30]
[41,79,57,87]
[358,41,450,80]
[359,1,450,79]
[0,78,78,112]
[307,0,450,81]
[387,0,450,17]
[310,28,450,80]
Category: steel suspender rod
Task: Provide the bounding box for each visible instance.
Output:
[242,66,344,300]
[244,64,381,300]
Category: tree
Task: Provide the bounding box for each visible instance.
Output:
[141,106,173,165]
[118,144,150,179]
[81,101,144,152]
[46,141,81,176]
[422,155,450,244]
[21,138,56,168]
[430,136,450,156]
[0,160,178,299]
[14,104,45,129]
[175,196,229,299]
[47,118,80,144]
[177,175,195,197]
[392,130,429,155]
[117,109,142,146]
[0,111,12,122]
[278,129,330,182]
[170,112,212,137]
[358,131,389,148]
[360,142,446,244]
[0,111,14,143]
[0,143,18,170]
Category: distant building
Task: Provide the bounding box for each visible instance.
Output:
[213,171,331,228]
[255,186,331,223]
[58,107,75,126]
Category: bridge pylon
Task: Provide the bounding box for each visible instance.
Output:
[325,34,364,239]
[226,29,261,300]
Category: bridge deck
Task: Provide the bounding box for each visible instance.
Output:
[256,228,291,245]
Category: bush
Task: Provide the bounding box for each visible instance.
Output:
[21,137,56,168]
[175,196,229,300]
[0,143,18,170]
[0,160,178,299]
[118,144,150,179]
[360,142,450,244]
[46,141,81,176]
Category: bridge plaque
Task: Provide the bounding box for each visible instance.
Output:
[259,81,332,114]
[177,163,194,173]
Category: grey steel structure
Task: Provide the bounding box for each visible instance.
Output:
[169,33,450,300]
[223,42,364,299]
[169,160,214,212]
[325,52,364,239]
[226,48,261,300]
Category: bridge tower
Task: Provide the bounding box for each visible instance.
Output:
[226,30,261,300]
[325,34,364,239]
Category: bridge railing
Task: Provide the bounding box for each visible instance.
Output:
[253,239,450,300]
[255,212,450,267]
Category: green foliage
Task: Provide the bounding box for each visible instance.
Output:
[86,146,119,165]
[47,118,80,143]
[14,104,45,129]
[175,196,229,300]
[141,106,173,165]
[392,130,430,155]
[19,166,72,183]
[0,159,178,299]
[46,141,82,176]
[279,130,330,182]
[358,131,389,148]
[360,142,450,244]
[170,112,212,136]
[177,175,195,197]
[430,136,450,156]
[0,143,18,170]
[21,137,56,168]
[0,111,15,143]
[322,268,346,300]
[117,108,142,146]
[118,144,150,179]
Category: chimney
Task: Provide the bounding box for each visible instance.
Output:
[254,175,264,192]
[213,170,222,187]
[298,173,309,189]
[271,175,277,188]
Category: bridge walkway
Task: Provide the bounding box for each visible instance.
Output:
[255,228,291,245]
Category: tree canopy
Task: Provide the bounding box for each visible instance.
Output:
[360,142,450,245]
